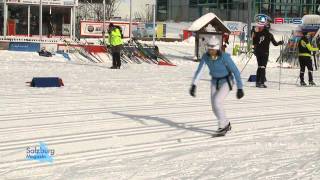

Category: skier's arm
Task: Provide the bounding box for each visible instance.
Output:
[252,32,257,46]
[304,40,319,52]
[108,34,111,46]
[191,56,206,85]
[223,54,243,89]
[270,34,282,46]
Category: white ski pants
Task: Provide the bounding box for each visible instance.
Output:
[211,82,231,129]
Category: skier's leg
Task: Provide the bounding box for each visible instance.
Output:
[260,54,268,84]
[210,84,218,122]
[255,55,262,85]
[116,46,122,68]
[306,58,314,83]
[299,57,306,83]
[115,52,121,68]
[211,83,230,129]
[111,47,117,68]
[117,48,122,68]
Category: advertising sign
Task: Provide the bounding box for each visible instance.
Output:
[6,0,78,6]
[274,17,303,24]
[80,21,139,38]
[224,21,246,35]
[9,42,40,52]
[62,24,70,35]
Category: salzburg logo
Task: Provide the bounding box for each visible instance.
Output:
[26,142,55,163]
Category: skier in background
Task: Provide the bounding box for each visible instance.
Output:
[221,33,229,52]
[298,31,318,86]
[189,37,244,136]
[252,24,284,88]
[107,23,124,69]
[47,14,54,38]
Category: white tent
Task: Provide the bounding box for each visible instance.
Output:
[302,15,320,25]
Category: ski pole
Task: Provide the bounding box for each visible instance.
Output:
[314,51,318,71]
[240,51,252,73]
[279,36,284,90]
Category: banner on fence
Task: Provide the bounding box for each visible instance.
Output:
[80,21,139,38]
[9,42,40,52]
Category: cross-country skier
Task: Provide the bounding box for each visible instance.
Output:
[189,37,244,136]
[47,14,54,38]
[107,23,123,69]
[298,31,319,86]
[252,24,284,88]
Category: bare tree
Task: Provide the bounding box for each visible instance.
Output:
[134,11,145,22]
[78,0,120,21]
[106,0,121,20]
[93,3,103,21]
[134,4,153,22]
[145,4,153,22]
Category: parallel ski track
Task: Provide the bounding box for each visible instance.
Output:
[1,93,320,122]
[1,117,319,176]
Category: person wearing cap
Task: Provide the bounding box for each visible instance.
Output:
[189,37,244,136]
[252,24,284,88]
[107,23,124,69]
[298,31,319,86]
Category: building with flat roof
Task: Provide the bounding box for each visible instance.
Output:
[157,0,320,22]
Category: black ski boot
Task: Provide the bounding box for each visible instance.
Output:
[256,82,261,87]
[110,66,117,69]
[257,84,267,88]
[309,81,316,86]
[300,81,307,86]
[215,123,232,137]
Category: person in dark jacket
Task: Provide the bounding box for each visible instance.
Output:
[298,31,318,86]
[252,24,284,88]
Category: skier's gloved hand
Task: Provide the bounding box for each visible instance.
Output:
[190,85,196,97]
[237,89,244,99]
[278,40,284,45]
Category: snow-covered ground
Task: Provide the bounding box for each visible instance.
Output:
[1,40,320,179]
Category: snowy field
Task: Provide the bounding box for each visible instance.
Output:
[0,41,320,179]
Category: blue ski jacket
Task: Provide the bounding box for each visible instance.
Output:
[192,52,243,90]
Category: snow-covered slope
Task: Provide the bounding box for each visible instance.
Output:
[0,43,320,179]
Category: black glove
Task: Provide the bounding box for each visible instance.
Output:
[237,89,244,99]
[190,85,196,97]
[278,40,284,45]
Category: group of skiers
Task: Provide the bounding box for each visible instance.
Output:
[189,22,320,136]
[252,23,318,87]
[105,21,319,136]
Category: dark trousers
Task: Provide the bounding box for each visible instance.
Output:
[299,56,313,82]
[111,45,122,68]
[255,53,269,84]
